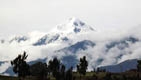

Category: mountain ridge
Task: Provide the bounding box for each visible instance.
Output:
[0,18,141,76]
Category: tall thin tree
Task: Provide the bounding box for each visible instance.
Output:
[77,56,88,80]
[48,57,60,80]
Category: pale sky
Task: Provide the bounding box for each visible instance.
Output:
[1,0,141,72]
[0,0,141,37]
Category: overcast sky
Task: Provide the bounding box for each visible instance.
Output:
[1,0,141,73]
[0,0,141,37]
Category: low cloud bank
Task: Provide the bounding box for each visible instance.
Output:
[0,26,141,72]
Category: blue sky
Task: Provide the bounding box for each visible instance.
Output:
[0,0,141,37]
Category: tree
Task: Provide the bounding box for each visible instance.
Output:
[77,56,88,80]
[66,66,73,80]
[11,51,30,80]
[30,62,48,80]
[48,57,60,80]
[104,73,112,80]
[60,64,66,80]
[137,60,141,80]
[137,60,141,72]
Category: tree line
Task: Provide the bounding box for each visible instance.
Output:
[11,51,141,80]
[11,51,88,80]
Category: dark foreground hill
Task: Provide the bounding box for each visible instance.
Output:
[1,72,141,80]
[99,59,138,73]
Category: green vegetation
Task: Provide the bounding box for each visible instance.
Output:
[1,72,141,80]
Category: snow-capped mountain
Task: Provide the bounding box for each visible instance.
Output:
[4,17,95,46]
[9,36,28,43]
[0,17,141,76]
[53,17,95,34]
[32,17,95,46]
[0,17,96,76]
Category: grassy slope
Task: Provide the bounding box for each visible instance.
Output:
[0,75,17,80]
[0,72,140,80]
[0,72,106,80]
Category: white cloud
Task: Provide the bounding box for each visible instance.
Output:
[0,0,141,37]
[0,0,141,72]
[0,62,11,73]
[0,25,141,70]
[1,25,141,68]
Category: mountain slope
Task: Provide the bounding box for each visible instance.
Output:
[57,40,95,53]
[100,59,138,73]
[0,18,141,76]
[106,36,139,52]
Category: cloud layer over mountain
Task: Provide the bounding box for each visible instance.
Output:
[0,18,141,75]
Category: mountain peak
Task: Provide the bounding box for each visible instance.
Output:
[55,17,95,33]
[68,17,86,27]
